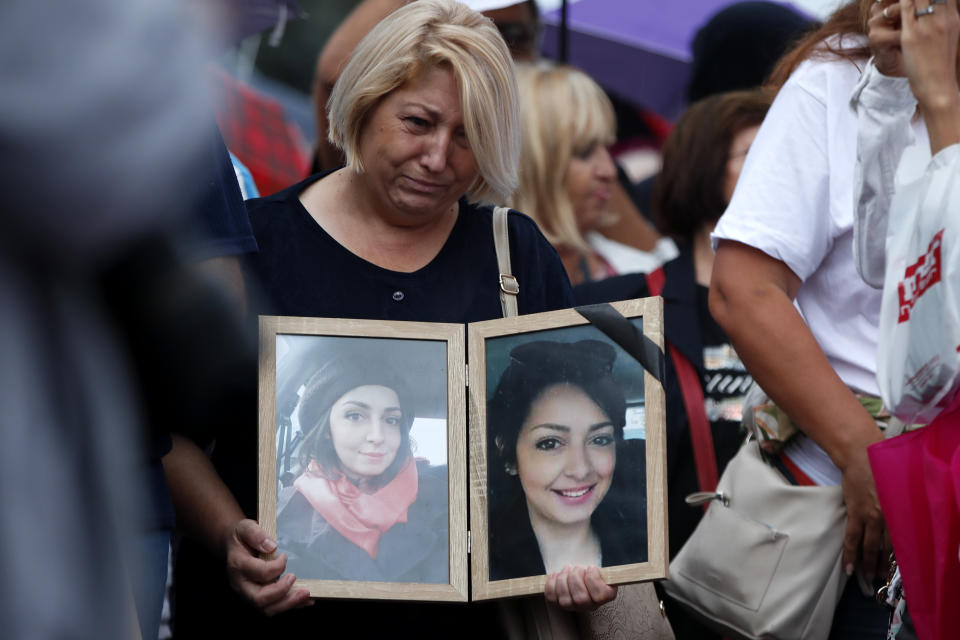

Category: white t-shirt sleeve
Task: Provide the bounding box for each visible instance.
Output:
[712,62,836,282]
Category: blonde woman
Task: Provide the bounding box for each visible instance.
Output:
[512,63,677,285]
[168,2,619,637]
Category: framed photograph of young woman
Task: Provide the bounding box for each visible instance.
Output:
[258,316,468,602]
[466,298,668,600]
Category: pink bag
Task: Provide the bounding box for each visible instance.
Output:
[867,392,960,640]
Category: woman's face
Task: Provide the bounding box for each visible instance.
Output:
[564,142,617,233]
[514,383,616,529]
[328,385,403,480]
[722,124,760,204]
[356,66,478,225]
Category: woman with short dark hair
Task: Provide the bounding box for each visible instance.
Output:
[652,90,773,246]
[486,340,647,581]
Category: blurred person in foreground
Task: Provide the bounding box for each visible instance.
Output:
[169,2,630,637]
[0,0,227,638]
[708,0,925,635]
[573,88,771,639]
[511,63,678,285]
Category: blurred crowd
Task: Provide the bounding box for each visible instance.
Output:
[3,0,958,638]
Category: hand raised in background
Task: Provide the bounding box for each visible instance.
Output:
[899,0,960,111]
[868,1,906,77]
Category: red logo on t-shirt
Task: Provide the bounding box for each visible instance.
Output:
[898,229,944,323]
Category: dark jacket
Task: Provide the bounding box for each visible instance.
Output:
[276,462,449,584]
[488,439,648,581]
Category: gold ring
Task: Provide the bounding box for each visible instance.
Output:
[882,5,892,19]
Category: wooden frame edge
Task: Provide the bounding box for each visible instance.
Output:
[468,299,669,600]
[257,315,469,602]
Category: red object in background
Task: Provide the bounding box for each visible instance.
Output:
[209,65,310,197]
[609,107,672,161]
[637,108,673,147]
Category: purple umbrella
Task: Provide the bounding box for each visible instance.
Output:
[542,0,810,119]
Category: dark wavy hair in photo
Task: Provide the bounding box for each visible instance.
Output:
[488,340,626,467]
[296,354,415,489]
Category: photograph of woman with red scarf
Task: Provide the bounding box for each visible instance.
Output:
[275,351,449,584]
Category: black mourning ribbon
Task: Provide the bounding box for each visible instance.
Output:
[574,303,665,383]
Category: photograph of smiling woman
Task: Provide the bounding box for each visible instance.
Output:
[275,354,449,584]
[486,340,648,581]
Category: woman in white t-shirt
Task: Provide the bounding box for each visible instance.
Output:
[708,1,904,636]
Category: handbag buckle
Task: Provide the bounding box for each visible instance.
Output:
[499,274,519,295]
[684,491,729,507]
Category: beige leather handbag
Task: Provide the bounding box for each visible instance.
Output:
[664,437,848,640]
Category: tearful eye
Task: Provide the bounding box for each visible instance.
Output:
[405,116,430,131]
[344,411,365,422]
[535,437,563,451]
[384,415,402,426]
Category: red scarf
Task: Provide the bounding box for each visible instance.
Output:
[294,457,419,558]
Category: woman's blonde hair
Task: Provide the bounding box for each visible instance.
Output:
[327,0,520,203]
[511,63,616,252]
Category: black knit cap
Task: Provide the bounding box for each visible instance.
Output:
[503,339,619,395]
[297,354,414,436]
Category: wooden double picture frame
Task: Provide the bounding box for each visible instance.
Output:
[257,298,667,602]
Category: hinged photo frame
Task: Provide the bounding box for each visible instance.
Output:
[257,298,667,603]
